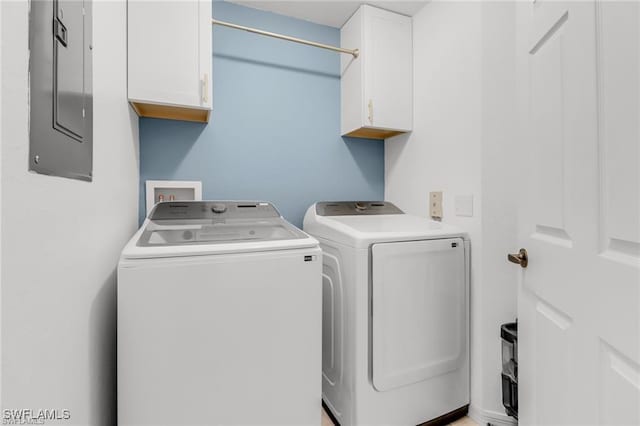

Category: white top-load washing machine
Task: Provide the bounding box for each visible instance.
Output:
[304,201,470,426]
[118,201,322,426]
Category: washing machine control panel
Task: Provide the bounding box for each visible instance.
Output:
[316,201,403,216]
[149,201,280,220]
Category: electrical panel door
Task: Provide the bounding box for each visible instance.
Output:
[29,0,93,181]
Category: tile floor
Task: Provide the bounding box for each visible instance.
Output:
[321,408,478,426]
[320,408,333,426]
[449,416,478,426]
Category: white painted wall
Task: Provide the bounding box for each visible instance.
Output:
[0,1,139,424]
[385,2,518,423]
[0,0,3,408]
[478,2,518,422]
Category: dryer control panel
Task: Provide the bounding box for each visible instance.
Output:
[315,201,404,216]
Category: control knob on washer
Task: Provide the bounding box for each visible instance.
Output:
[211,203,227,214]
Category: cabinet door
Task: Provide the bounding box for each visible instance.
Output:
[198,0,212,109]
[363,6,412,131]
[128,0,210,109]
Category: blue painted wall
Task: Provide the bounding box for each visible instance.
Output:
[139,1,384,226]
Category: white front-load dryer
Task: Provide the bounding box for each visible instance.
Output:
[303,201,470,426]
[118,201,322,426]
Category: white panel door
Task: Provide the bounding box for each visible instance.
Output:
[516,1,640,424]
[371,238,467,392]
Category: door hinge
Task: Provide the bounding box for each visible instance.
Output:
[368,99,374,125]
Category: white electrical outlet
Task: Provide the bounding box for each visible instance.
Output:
[455,194,474,217]
[429,191,443,219]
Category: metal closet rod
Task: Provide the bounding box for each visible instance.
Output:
[211,18,359,57]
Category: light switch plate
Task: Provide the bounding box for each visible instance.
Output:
[430,191,443,219]
[455,194,474,217]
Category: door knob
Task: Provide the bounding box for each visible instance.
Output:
[507,248,528,268]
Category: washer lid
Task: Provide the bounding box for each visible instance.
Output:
[137,217,307,247]
[121,201,318,259]
[303,202,466,248]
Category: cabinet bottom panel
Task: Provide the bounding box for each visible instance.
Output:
[343,126,407,140]
[130,101,211,123]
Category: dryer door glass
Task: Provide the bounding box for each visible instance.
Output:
[371,238,467,391]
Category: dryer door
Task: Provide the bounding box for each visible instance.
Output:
[371,238,467,392]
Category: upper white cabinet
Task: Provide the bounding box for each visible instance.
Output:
[128,0,212,123]
[341,5,412,140]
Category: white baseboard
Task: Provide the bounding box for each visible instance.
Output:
[468,404,517,426]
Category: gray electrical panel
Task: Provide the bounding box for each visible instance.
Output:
[29,0,93,181]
